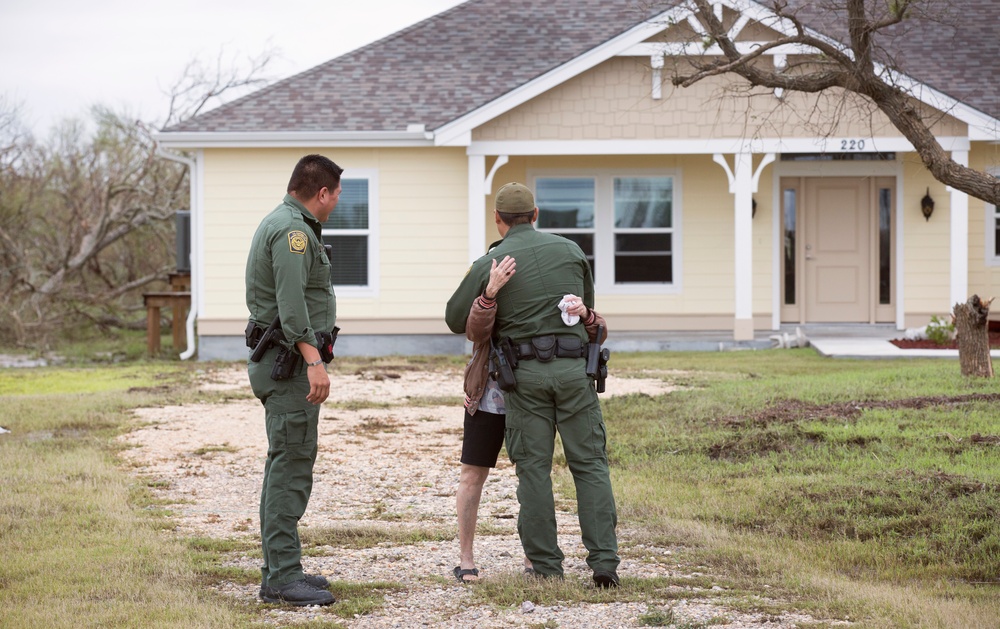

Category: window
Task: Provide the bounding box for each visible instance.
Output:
[321,172,378,294]
[533,171,680,293]
[536,178,595,276]
[987,168,1000,267]
[878,187,892,304]
[782,188,797,305]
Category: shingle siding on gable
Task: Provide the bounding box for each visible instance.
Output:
[471,57,967,142]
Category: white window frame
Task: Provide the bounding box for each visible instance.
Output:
[987,166,1000,267]
[323,168,379,297]
[529,168,682,295]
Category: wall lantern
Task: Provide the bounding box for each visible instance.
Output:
[920,188,935,221]
[751,197,757,219]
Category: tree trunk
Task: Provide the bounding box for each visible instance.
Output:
[954,295,994,378]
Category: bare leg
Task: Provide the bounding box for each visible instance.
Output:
[457,463,490,578]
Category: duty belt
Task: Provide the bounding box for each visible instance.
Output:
[514,334,588,362]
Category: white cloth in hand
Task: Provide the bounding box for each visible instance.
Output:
[557,295,580,326]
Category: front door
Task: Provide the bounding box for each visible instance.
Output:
[780,176,895,323]
[804,177,871,321]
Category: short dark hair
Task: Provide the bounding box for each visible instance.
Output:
[497,210,535,227]
[287,154,344,199]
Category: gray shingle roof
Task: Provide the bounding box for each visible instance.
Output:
[785,0,1000,122]
[165,0,660,133]
[164,0,999,135]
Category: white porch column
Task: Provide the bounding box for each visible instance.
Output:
[732,152,754,339]
[949,150,969,308]
[467,155,486,265]
[713,152,755,340]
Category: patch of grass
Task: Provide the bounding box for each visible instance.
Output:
[585,351,1000,626]
[191,443,238,456]
[301,524,455,549]
[327,580,404,619]
[0,364,253,628]
[401,395,465,407]
[327,399,393,411]
[638,608,675,626]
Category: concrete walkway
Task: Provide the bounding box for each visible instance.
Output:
[606,324,995,359]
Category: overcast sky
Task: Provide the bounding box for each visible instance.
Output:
[0,0,465,137]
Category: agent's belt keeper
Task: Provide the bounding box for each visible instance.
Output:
[515,335,588,362]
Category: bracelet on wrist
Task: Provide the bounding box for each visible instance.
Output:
[306,358,324,367]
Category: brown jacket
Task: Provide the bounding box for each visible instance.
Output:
[463,294,608,414]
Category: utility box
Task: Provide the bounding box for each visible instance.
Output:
[175,210,191,272]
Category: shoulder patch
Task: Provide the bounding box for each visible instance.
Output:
[288,231,308,254]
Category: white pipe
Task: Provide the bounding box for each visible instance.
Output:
[155,147,199,360]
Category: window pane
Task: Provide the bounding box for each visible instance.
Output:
[995,206,1000,257]
[615,233,671,283]
[324,179,368,230]
[615,233,671,251]
[323,235,367,286]
[879,188,892,304]
[614,177,672,228]
[783,189,796,305]
[615,254,672,283]
[536,178,594,228]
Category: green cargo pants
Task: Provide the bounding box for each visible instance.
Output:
[249,352,319,587]
[504,357,619,577]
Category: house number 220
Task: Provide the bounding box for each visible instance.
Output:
[840,139,867,151]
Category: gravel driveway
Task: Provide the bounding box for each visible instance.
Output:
[119,365,836,628]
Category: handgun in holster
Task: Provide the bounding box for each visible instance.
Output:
[490,336,518,392]
[586,324,610,394]
[247,315,281,363]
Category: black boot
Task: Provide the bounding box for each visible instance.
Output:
[259,579,335,606]
[593,570,620,588]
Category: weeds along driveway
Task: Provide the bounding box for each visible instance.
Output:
[118,364,830,628]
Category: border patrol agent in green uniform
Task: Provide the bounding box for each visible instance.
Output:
[445,182,620,587]
[245,155,342,606]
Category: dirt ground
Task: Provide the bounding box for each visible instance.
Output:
[118,365,840,628]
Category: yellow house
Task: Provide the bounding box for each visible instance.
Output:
[155,0,1000,359]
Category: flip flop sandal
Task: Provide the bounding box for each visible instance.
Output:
[453,566,479,583]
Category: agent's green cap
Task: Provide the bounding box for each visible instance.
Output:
[495,182,535,214]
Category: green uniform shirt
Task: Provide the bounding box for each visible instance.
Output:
[445,223,594,343]
[246,194,337,349]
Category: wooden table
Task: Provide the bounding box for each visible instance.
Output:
[144,274,191,355]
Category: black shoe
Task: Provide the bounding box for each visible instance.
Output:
[260,579,335,606]
[593,570,620,588]
[259,573,329,598]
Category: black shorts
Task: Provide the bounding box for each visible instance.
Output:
[460,408,506,468]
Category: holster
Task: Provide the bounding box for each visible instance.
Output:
[315,326,341,363]
[490,337,518,391]
[270,346,301,381]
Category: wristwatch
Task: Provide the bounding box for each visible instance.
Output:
[306,358,324,367]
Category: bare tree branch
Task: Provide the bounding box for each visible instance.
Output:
[667,0,1000,205]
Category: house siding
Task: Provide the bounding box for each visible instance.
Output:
[199,147,469,334]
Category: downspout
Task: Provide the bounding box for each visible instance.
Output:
[155,147,199,360]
